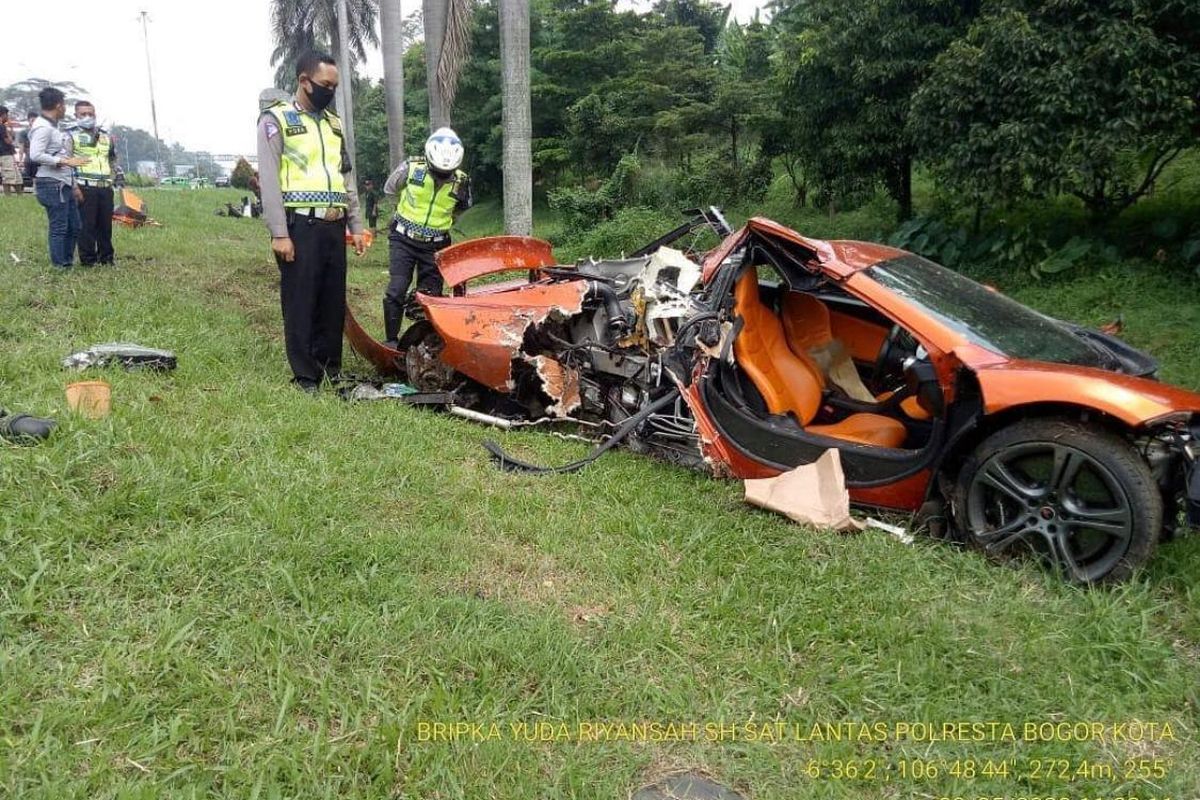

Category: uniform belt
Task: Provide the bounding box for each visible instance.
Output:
[292,206,346,221]
[282,190,348,206]
[393,216,449,243]
[77,179,111,188]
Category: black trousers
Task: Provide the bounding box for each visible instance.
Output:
[78,185,114,265]
[383,231,448,343]
[277,215,347,387]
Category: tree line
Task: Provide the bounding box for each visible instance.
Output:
[334,0,1198,228]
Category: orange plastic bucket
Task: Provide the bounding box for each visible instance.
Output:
[66,380,112,419]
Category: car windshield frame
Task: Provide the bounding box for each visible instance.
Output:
[865,254,1106,368]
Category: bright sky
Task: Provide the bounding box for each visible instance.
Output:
[1,0,770,156]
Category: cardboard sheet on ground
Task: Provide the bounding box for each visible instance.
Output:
[743,449,864,531]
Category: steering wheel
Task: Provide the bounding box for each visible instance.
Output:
[871,324,908,389]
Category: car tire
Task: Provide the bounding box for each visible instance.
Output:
[951,417,1159,584]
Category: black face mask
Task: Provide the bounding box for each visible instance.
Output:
[305,80,336,112]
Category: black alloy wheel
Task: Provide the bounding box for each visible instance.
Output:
[953,418,1160,584]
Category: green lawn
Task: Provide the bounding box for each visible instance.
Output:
[1,189,1198,798]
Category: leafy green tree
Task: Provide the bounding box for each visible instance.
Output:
[353,77,391,184]
[712,17,773,169]
[533,0,642,180]
[912,0,1200,222]
[269,0,379,89]
[231,158,256,190]
[653,0,729,53]
[773,0,981,219]
[555,15,717,178]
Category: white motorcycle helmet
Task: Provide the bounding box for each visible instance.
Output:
[424,127,464,172]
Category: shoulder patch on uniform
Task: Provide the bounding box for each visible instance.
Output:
[280,109,306,136]
[264,119,280,140]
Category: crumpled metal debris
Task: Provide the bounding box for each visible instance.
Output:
[344,383,388,401]
[525,355,582,417]
[339,381,455,406]
[617,247,704,349]
[62,343,177,372]
[640,247,703,346]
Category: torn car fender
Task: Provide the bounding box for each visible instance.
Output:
[420,283,589,391]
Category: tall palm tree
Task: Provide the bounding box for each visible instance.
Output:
[499,0,532,235]
[334,0,358,174]
[422,0,448,128]
[380,0,406,167]
[423,0,473,129]
[269,0,380,89]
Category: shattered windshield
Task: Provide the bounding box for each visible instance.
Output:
[867,254,1104,367]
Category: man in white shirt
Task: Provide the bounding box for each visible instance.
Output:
[29,87,89,268]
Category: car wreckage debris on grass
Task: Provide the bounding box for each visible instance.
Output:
[343,207,1200,584]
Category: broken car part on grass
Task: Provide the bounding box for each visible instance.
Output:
[343,207,1200,584]
[63,343,177,372]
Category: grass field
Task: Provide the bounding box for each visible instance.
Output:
[1,188,1199,799]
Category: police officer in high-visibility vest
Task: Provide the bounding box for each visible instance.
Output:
[70,101,117,266]
[381,128,472,347]
[257,51,366,393]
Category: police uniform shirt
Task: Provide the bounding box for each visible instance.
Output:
[382,161,472,220]
[256,97,363,238]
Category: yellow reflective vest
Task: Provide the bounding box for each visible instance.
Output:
[262,101,348,208]
[395,158,468,233]
[71,129,113,184]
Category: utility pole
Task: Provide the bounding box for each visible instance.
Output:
[138,10,164,180]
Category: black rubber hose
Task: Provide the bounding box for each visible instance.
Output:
[483,388,682,475]
[586,281,627,337]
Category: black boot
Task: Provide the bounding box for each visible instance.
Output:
[383,298,405,349]
[0,410,57,443]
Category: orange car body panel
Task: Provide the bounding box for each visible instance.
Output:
[437,236,556,293]
[971,360,1200,426]
[849,471,931,509]
[420,282,588,391]
[345,303,404,376]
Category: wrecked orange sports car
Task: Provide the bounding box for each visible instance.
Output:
[346,209,1200,584]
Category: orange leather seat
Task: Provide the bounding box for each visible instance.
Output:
[781,291,933,422]
[781,291,834,354]
[732,269,907,448]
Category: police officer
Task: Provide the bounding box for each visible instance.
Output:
[70,101,117,265]
[257,51,366,393]
[381,128,472,347]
